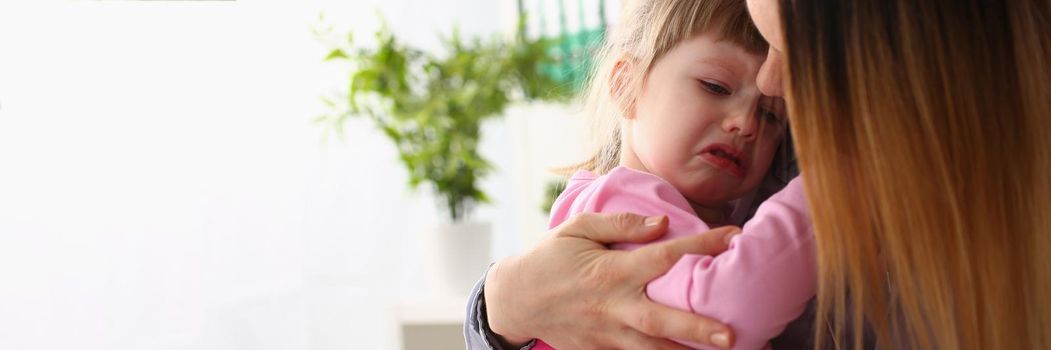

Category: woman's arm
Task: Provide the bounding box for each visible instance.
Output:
[474,212,739,349]
[464,267,535,349]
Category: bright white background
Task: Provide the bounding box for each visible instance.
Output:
[0,0,622,349]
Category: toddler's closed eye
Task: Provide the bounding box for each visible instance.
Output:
[699,80,731,96]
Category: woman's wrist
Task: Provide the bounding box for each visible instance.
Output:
[484,259,534,347]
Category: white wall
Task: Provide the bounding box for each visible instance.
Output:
[0,1,598,349]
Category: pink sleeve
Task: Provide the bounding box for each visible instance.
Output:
[654,177,816,350]
[558,171,815,350]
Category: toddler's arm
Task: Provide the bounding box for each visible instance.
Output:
[552,170,815,350]
[647,177,815,350]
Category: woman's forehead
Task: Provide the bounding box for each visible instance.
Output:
[746,0,784,51]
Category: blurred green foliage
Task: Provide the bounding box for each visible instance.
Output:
[540,179,568,214]
[317,17,574,222]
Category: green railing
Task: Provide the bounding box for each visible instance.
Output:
[519,0,608,93]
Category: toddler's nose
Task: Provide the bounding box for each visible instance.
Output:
[722,108,759,141]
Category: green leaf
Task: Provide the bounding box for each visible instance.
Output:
[324,49,348,61]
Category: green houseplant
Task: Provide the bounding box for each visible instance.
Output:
[315,12,602,295]
[317,19,573,222]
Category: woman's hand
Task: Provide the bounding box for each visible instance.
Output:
[485,212,740,350]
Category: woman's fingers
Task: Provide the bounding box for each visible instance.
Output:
[547,329,694,350]
[486,216,741,350]
[613,299,735,349]
[555,212,670,244]
[612,330,699,350]
[625,225,741,281]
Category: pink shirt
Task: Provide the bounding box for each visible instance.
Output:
[534,166,816,350]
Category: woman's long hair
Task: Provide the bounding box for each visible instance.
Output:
[780,0,1051,348]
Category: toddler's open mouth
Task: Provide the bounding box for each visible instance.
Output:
[700,144,747,178]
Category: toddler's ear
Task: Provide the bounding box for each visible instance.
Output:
[609,59,636,119]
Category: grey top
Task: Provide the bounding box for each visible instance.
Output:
[463,267,536,350]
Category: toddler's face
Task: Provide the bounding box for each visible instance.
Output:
[624,32,786,208]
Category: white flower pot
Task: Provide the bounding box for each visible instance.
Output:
[424,221,492,297]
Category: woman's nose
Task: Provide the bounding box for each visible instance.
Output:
[757,49,785,97]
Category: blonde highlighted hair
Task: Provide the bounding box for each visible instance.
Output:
[568,0,767,175]
[780,0,1051,349]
